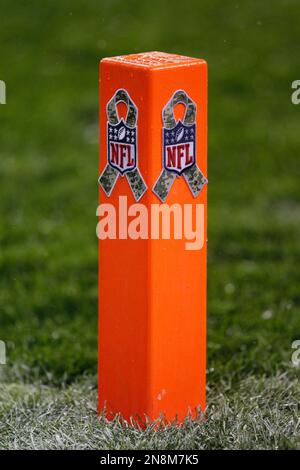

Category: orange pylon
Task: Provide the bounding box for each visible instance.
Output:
[98,52,207,425]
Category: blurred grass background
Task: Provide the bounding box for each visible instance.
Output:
[0,0,299,392]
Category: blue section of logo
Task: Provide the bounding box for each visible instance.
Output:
[107,119,137,176]
[163,120,196,176]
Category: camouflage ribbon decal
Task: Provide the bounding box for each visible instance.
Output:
[152,90,208,202]
[98,89,147,202]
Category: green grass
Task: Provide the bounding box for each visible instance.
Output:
[0,373,299,449]
[0,0,300,449]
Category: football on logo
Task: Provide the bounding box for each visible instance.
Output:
[176,127,184,142]
[163,121,196,176]
[118,126,126,140]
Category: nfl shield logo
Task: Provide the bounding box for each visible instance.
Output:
[107,119,137,175]
[163,121,196,176]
